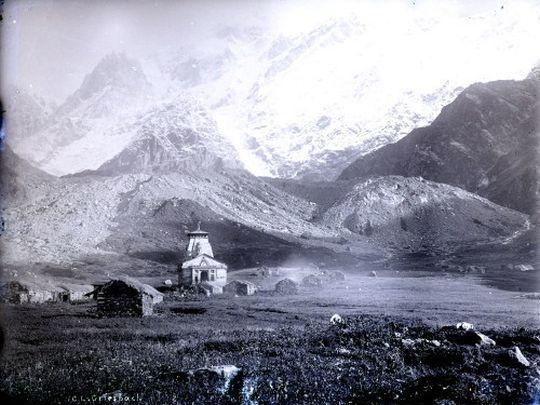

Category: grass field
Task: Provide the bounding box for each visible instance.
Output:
[0,272,539,404]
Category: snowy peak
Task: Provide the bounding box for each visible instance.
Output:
[57,52,151,118]
[92,98,243,176]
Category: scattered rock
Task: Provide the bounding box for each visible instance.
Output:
[193,365,241,393]
[330,313,344,325]
[473,332,496,346]
[456,322,474,331]
[514,264,534,272]
[508,346,530,367]
[465,265,486,274]
[402,338,416,347]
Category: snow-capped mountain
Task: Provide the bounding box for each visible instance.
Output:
[86,97,243,175]
[8,6,538,179]
[10,53,154,175]
[152,9,539,179]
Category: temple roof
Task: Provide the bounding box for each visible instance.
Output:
[187,221,208,236]
[182,253,227,269]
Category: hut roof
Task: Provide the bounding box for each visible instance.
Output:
[187,221,208,236]
[90,277,164,299]
[58,284,94,293]
[226,280,256,287]
[182,254,227,269]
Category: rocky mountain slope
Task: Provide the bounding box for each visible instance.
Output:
[318,176,529,253]
[2,143,529,272]
[0,143,350,271]
[340,74,539,214]
[0,145,56,203]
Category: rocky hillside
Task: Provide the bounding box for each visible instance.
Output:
[339,74,539,214]
[0,149,344,269]
[0,145,56,203]
[319,176,529,253]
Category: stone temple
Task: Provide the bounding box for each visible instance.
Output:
[178,222,227,293]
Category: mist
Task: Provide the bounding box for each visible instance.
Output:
[2,0,539,102]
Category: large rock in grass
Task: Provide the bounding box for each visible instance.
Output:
[508,346,530,367]
[445,326,496,346]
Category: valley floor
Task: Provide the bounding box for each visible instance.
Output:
[0,273,539,403]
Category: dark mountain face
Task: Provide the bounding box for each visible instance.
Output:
[339,76,539,214]
[0,145,55,203]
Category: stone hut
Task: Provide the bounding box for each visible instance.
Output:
[302,274,323,288]
[58,284,94,302]
[0,281,57,304]
[224,280,257,296]
[179,223,227,294]
[275,278,298,295]
[94,278,163,317]
[198,282,224,296]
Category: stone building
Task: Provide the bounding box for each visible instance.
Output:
[0,281,56,304]
[224,280,256,296]
[94,278,163,317]
[179,223,227,293]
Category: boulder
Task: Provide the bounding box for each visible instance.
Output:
[369,271,377,277]
[456,322,474,331]
[402,338,416,347]
[473,331,496,346]
[330,313,344,325]
[514,264,534,272]
[192,365,241,393]
[508,346,530,367]
[163,279,173,286]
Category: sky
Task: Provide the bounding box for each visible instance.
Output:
[1,0,539,102]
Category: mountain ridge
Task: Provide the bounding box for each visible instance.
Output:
[339,75,539,214]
